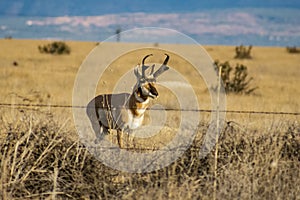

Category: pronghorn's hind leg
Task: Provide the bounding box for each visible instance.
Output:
[94,124,109,144]
[86,113,99,143]
[86,106,108,144]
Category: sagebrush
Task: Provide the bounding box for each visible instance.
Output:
[235,45,252,59]
[214,60,257,94]
[38,41,71,55]
[286,46,300,54]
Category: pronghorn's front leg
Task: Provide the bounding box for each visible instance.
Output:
[86,105,108,143]
[117,129,123,148]
[117,127,133,149]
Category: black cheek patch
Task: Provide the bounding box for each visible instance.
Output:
[150,85,158,96]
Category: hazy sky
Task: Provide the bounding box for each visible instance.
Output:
[1,0,300,16]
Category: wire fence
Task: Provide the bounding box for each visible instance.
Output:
[0,102,299,116]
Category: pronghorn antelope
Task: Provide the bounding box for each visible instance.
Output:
[86,54,170,147]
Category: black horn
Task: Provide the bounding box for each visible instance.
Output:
[142,54,153,78]
[152,53,170,79]
[163,53,169,65]
[142,54,153,66]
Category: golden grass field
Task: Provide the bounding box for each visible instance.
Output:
[0,39,299,199]
[0,39,299,113]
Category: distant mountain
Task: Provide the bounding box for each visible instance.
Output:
[1,8,299,46]
[1,0,300,17]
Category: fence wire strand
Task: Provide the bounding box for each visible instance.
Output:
[0,102,299,116]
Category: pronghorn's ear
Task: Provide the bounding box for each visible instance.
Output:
[134,65,142,79]
[142,65,150,78]
[153,54,170,79]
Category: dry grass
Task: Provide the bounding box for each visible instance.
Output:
[0,39,299,199]
[0,110,299,199]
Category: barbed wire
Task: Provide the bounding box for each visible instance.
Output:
[0,102,299,116]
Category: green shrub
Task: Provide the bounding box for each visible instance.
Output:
[235,45,252,59]
[38,41,71,55]
[214,60,257,94]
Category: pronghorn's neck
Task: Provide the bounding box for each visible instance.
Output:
[125,92,150,129]
[128,92,150,117]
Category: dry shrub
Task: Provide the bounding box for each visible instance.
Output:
[0,110,299,199]
[286,46,300,54]
[38,41,71,55]
[235,45,252,59]
[214,121,300,200]
[0,111,113,199]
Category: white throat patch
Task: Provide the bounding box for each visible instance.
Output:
[127,110,144,129]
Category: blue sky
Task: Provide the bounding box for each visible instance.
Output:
[1,0,300,16]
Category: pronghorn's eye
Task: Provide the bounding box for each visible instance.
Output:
[138,87,143,95]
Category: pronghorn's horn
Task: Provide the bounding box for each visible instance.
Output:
[162,53,169,65]
[142,54,153,65]
[142,54,153,77]
[153,54,170,78]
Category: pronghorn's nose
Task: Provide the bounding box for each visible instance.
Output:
[149,92,158,99]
